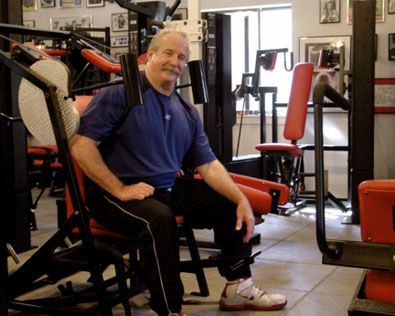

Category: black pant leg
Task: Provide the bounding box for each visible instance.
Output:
[86,184,183,315]
[171,178,252,280]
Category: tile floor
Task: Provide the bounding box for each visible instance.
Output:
[8,190,364,315]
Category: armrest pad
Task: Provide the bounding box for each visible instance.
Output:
[192,172,274,215]
[229,172,290,205]
[237,184,272,215]
[81,49,121,74]
[44,49,70,57]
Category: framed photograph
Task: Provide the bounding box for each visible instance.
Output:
[389,34,395,60]
[59,0,84,8]
[375,78,395,113]
[111,35,129,47]
[23,20,35,42]
[23,20,35,28]
[40,0,55,8]
[299,35,352,71]
[23,0,37,11]
[319,0,340,24]
[172,8,188,20]
[86,0,104,7]
[111,13,128,32]
[312,70,349,100]
[390,0,395,13]
[347,0,384,24]
[50,15,93,30]
[111,47,128,62]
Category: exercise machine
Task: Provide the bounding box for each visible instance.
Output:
[314,1,394,314]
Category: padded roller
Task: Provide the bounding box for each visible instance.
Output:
[18,59,79,144]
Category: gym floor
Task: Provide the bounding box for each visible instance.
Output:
[8,190,363,316]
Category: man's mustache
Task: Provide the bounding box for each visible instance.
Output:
[162,66,180,75]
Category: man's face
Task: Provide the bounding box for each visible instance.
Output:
[146,33,189,87]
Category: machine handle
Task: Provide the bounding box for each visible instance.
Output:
[313,82,349,259]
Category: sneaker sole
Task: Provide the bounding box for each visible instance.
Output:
[220,300,287,311]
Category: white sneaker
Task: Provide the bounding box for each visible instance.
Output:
[219,278,287,311]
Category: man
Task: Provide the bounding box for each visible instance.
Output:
[70,28,287,315]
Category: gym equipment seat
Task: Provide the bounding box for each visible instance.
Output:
[255,62,314,207]
[358,180,395,305]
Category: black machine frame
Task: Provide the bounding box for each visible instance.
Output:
[0,32,142,315]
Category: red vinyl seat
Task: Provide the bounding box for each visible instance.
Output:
[358,180,395,304]
[359,180,395,244]
[364,270,395,304]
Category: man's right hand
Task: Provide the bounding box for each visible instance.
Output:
[117,182,155,201]
[70,135,155,202]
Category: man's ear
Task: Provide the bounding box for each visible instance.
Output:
[146,49,154,62]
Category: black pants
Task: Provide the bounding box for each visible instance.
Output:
[86,178,252,315]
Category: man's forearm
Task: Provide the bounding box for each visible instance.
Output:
[196,160,248,205]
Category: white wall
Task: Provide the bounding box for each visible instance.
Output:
[23,0,395,198]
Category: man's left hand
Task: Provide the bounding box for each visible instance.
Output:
[235,199,255,243]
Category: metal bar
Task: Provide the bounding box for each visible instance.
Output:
[9,216,76,297]
[72,79,124,94]
[114,0,154,17]
[323,240,395,271]
[0,50,49,92]
[9,301,97,315]
[350,0,376,224]
[258,87,277,144]
[0,22,70,39]
[71,62,91,89]
[313,82,349,259]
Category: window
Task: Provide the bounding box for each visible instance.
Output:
[225,6,292,114]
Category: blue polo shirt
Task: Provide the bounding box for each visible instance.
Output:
[77,74,216,189]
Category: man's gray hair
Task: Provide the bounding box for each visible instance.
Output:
[148,28,191,55]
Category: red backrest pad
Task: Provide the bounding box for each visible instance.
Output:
[283,62,313,141]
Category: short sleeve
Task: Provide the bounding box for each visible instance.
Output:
[77,85,126,142]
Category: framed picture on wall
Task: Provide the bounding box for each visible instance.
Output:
[40,0,55,8]
[389,0,395,14]
[23,20,35,28]
[375,78,395,113]
[111,13,128,32]
[23,0,37,11]
[389,33,395,60]
[59,0,84,8]
[23,21,36,42]
[111,35,129,47]
[347,0,384,24]
[86,0,104,7]
[111,47,128,61]
[50,15,92,30]
[299,35,352,71]
[319,0,340,24]
[171,8,188,20]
